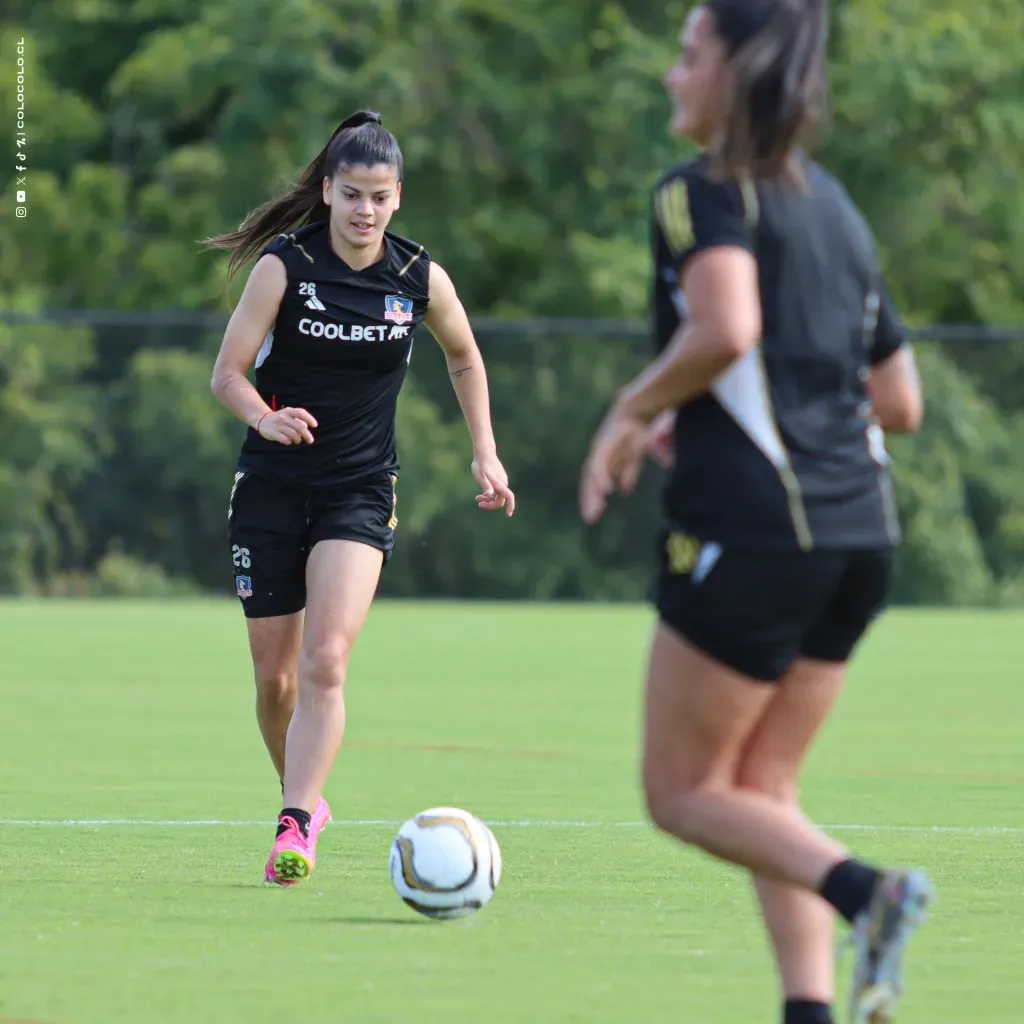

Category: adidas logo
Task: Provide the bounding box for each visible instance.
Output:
[304,295,326,311]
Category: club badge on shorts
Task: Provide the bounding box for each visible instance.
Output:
[384,294,413,324]
[235,575,253,599]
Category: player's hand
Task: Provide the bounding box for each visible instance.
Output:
[472,452,516,517]
[645,408,677,469]
[257,407,317,445]
[579,403,647,525]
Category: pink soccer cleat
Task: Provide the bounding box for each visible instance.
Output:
[312,796,332,838]
[264,814,314,886]
[263,798,331,886]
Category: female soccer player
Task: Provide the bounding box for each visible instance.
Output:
[208,111,515,886]
[579,3,930,1023]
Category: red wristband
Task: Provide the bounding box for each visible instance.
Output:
[256,411,270,436]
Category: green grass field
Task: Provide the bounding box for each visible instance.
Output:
[1,600,1022,1023]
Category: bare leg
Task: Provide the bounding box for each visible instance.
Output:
[281,540,383,812]
[736,659,847,1005]
[246,612,303,781]
[641,625,848,889]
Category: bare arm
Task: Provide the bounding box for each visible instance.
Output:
[616,248,762,421]
[579,247,760,523]
[425,261,497,456]
[210,254,315,445]
[866,345,923,432]
[424,261,514,515]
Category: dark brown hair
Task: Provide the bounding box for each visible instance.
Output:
[705,0,827,181]
[204,110,403,277]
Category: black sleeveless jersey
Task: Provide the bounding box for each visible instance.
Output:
[237,222,431,486]
[651,155,907,551]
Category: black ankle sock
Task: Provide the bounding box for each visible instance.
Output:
[818,858,882,924]
[784,1000,833,1024]
[277,807,311,838]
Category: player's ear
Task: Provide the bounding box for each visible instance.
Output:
[322,176,332,206]
[394,181,402,210]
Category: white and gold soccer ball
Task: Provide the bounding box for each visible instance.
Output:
[389,806,502,919]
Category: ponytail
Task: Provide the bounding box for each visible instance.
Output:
[706,0,828,181]
[204,110,403,278]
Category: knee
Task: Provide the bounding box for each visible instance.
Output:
[299,639,352,693]
[644,781,681,838]
[642,764,711,844]
[254,666,297,709]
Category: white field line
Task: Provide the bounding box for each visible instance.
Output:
[0,818,1021,835]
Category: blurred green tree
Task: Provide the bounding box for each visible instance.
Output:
[2,0,1022,601]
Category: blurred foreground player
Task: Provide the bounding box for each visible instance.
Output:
[579,3,930,1022]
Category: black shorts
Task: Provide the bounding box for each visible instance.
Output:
[227,470,398,618]
[655,532,895,683]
